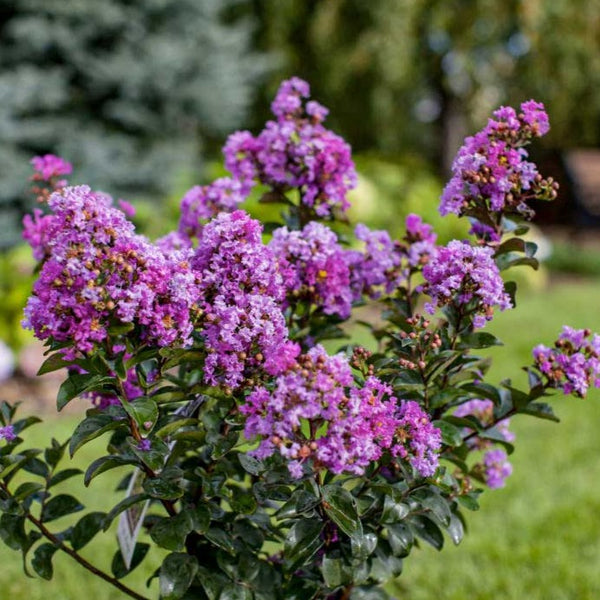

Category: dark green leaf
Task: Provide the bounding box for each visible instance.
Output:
[433,420,463,447]
[32,543,58,580]
[350,586,391,600]
[283,518,324,571]
[159,553,198,600]
[57,374,115,411]
[446,512,464,545]
[37,353,73,376]
[459,332,503,349]
[387,523,413,557]
[71,511,106,550]
[321,484,362,537]
[190,503,210,534]
[369,543,403,583]
[381,495,409,525]
[410,515,444,550]
[204,527,236,554]
[70,414,124,457]
[0,514,27,550]
[220,583,253,600]
[150,512,194,551]
[143,476,184,501]
[84,455,137,486]
[520,401,560,422]
[275,489,320,519]
[41,494,84,523]
[123,397,159,433]
[230,487,257,515]
[103,493,150,531]
[112,543,150,579]
[351,530,378,560]
[321,555,352,588]
[238,453,265,476]
[48,468,83,488]
[13,482,44,502]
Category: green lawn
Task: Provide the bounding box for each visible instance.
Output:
[2,277,600,599]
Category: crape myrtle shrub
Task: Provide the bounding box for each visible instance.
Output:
[0,78,595,600]
[0,0,271,247]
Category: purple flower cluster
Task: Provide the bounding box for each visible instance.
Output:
[533,326,600,397]
[178,177,247,241]
[390,400,441,477]
[223,77,357,218]
[241,345,440,479]
[0,425,16,442]
[440,100,555,224]
[23,185,203,357]
[483,448,512,489]
[192,211,298,388]
[241,346,398,477]
[31,154,72,181]
[422,240,512,328]
[269,222,353,318]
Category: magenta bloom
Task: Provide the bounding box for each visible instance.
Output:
[223,77,357,218]
[241,346,401,478]
[422,240,512,328]
[440,100,552,222]
[533,326,600,397]
[269,222,353,318]
[0,425,16,442]
[31,154,72,181]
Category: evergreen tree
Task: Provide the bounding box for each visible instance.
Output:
[0,0,271,247]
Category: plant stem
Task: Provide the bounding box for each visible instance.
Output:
[25,511,151,600]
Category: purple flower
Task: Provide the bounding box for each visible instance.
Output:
[31,154,72,181]
[483,449,512,489]
[440,100,554,223]
[0,425,16,442]
[223,77,357,218]
[269,222,353,318]
[421,240,512,328]
[391,401,441,478]
[533,326,600,397]
[241,346,401,477]
[178,177,248,241]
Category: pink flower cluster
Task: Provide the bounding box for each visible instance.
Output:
[31,154,72,181]
[223,77,357,218]
[533,326,600,397]
[241,345,440,479]
[269,222,353,319]
[191,211,298,389]
[178,177,247,241]
[440,100,553,222]
[422,240,512,328]
[0,425,16,442]
[23,185,203,357]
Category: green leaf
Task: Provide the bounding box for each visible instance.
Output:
[159,553,198,600]
[321,484,362,537]
[445,512,465,545]
[70,414,125,457]
[459,332,503,349]
[48,468,83,488]
[220,583,254,600]
[32,543,58,580]
[195,565,230,600]
[457,492,481,511]
[230,487,257,515]
[350,530,378,560]
[238,453,265,476]
[369,543,403,583]
[520,401,560,422]
[57,374,115,411]
[204,527,237,554]
[143,476,184,501]
[387,523,413,557]
[410,515,444,550]
[0,514,27,550]
[350,586,391,600]
[150,512,194,551]
[190,503,210,534]
[275,489,320,519]
[13,482,44,502]
[37,352,73,376]
[41,494,84,523]
[122,397,159,433]
[111,543,150,579]
[321,555,352,588]
[103,493,149,531]
[84,455,137,486]
[380,495,409,525]
[71,511,107,550]
[283,518,324,571]
[433,420,463,447]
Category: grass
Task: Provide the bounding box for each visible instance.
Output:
[2,278,600,599]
